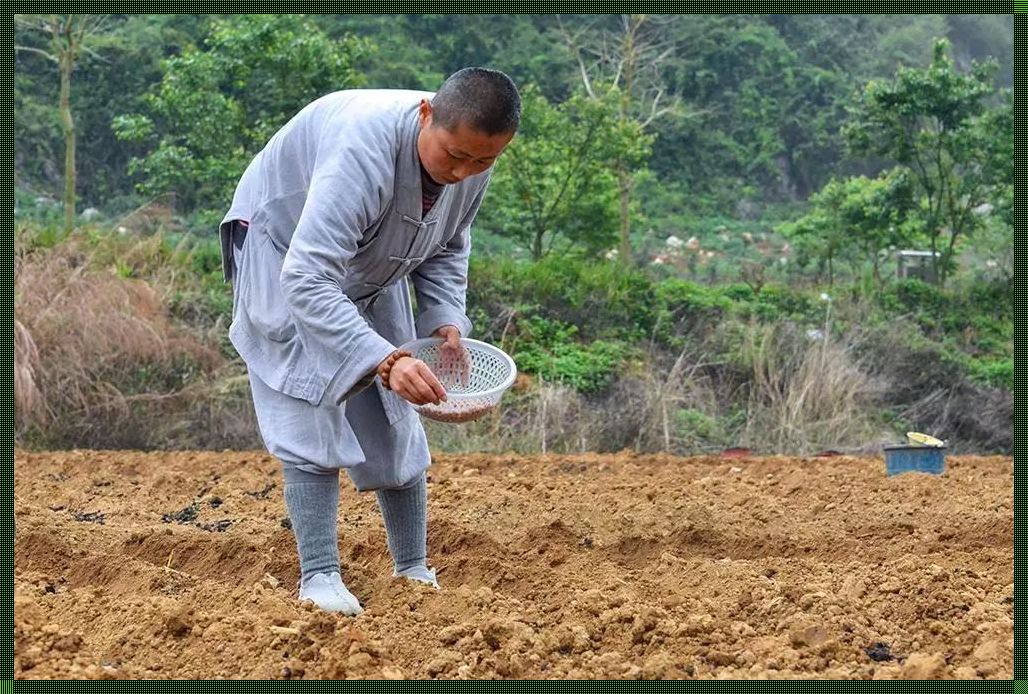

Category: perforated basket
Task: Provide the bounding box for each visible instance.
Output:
[400,337,517,423]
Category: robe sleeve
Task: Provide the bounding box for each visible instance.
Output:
[410,178,489,339]
[280,143,398,404]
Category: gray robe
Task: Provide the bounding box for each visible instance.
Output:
[220,90,489,489]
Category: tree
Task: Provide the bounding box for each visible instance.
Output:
[114,15,368,215]
[479,86,649,260]
[780,169,916,286]
[16,14,110,233]
[649,15,882,214]
[561,14,682,265]
[844,39,1005,286]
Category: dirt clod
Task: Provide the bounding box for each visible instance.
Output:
[865,642,894,662]
[161,504,198,524]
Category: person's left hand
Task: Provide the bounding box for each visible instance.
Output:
[432,325,471,388]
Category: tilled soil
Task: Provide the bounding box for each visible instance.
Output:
[14,450,1012,679]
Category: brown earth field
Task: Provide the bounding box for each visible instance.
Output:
[15,450,1012,679]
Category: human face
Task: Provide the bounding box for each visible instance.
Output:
[417,99,514,185]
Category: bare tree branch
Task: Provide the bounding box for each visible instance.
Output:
[14,44,58,62]
[15,14,55,32]
[640,89,665,128]
[611,57,624,89]
[578,55,596,99]
[557,15,598,100]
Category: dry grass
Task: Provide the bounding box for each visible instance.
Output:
[424,347,734,456]
[425,320,895,457]
[14,319,43,428]
[737,322,891,454]
[855,325,1013,453]
[15,233,223,447]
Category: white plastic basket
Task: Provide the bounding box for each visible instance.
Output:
[400,337,517,423]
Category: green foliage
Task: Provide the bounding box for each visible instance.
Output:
[114,15,369,213]
[470,254,661,342]
[878,277,1010,359]
[844,39,1006,285]
[674,408,730,447]
[14,189,66,231]
[480,85,650,260]
[652,16,874,209]
[16,15,208,211]
[657,280,734,314]
[779,169,916,285]
[966,357,1012,389]
[511,316,630,394]
[15,14,1014,228]
[652,280,733,346]
[750,285,819,322]
[879,278,949,317]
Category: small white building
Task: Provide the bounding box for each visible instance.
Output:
[896,250,941,283]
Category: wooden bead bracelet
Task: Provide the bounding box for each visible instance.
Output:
[377,349,413,390]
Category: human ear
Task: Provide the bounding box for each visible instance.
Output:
[419,99,434,128]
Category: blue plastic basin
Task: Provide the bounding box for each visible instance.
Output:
[883,445,946,476]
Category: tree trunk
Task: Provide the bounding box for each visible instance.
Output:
[616,16,640,266]
[532,226,544,261]
[617,161,632,265]
[929,233,941,286]
[59,49,76,234]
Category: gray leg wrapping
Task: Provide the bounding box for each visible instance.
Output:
[282,465,342,583]
[375,472,428,573]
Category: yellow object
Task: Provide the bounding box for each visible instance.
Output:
[906,431,945,448]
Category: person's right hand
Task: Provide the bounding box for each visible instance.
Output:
[385,356,448,405]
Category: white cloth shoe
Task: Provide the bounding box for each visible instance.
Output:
[298,571,363,615]
[394,565,439,589]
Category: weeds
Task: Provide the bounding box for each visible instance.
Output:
[15,221,1011,454]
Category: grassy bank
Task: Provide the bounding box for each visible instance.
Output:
[15,221,1011,455]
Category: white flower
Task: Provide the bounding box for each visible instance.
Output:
[820,292,831,302]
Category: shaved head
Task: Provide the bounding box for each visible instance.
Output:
[430,67,521,136]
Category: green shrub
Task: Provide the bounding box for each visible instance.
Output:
[511,316,630,393]
[879,278,948,314]
[719,283,757,302]
[967,357,1013,389]
[470,255,660,341]
[657,279,733,314]
[674,408,729,447]
[652,279,733,346]
[750,284,818,322]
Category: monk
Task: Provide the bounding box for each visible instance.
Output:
[220,68,521,614]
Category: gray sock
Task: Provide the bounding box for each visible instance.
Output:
[376,472,427,573]
[282,466,341,584]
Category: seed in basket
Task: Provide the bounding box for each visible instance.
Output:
[419,405,494,423]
